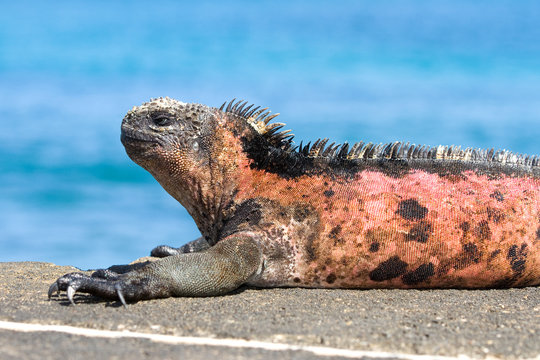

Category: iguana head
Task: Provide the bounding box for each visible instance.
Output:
[120,97,251,241]
[121,97,211,174]
[120,97,290,186]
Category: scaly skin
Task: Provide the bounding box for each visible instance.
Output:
[49,97,540,305]
[237,168,538,288]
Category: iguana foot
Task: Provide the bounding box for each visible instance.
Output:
[48,272,130,307]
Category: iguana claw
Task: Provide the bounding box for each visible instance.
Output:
[67,285,77,305]
[115,285,127,308]
[48,274,82,305]
[48,282,59,299]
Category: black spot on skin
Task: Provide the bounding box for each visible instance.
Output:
[293,205,311,222]
[489,249,501,260]
[326,273,337,284]
[511,259,526,274]
[507,244,520,261]
[329,225,342,238]
[474,220,491,241]
[507,244,528,276]
[487,207,505,223]
[459,221,470,234]
[463,243,481,263]
[369,256,408,282]
[396,199,428,221]
[406,221,433,243]
[323,189,335,197]
[305,233,317,262]
[536,226,540,240]
[369,242,380,252]
[454,242,483,269]
[402,263,434,285]
[489,190,504,202]
[293,277,301,283]
[329,225,344,245]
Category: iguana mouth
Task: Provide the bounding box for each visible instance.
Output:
[120,128,159,145]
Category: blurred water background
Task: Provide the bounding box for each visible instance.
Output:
[1,1,539,269]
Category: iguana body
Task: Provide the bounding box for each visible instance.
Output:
[50,97,540,304]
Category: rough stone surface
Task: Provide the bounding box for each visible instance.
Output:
[0,262,539,359]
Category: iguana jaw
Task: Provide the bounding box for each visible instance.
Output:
[120,126,160,163]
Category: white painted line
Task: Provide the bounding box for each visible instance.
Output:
[0,320,497,360]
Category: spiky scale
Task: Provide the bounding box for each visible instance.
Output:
[239,104,254,117]
[263,113,280,125]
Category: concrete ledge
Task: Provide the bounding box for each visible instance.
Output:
[0,262,538,359]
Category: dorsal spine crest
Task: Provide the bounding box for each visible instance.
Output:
[218,99,539,169]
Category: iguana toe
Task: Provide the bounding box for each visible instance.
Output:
[150,245,181,257]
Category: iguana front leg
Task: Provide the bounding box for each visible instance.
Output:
[48,233,262,306]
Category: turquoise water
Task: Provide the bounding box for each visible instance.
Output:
[1,1,539,269]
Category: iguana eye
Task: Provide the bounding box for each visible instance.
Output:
[192,141,199,152]
[152,114,172,126]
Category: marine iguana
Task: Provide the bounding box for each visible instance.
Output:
[49,97,540,306]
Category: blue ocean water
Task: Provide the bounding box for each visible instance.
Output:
[1,1,539,269]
